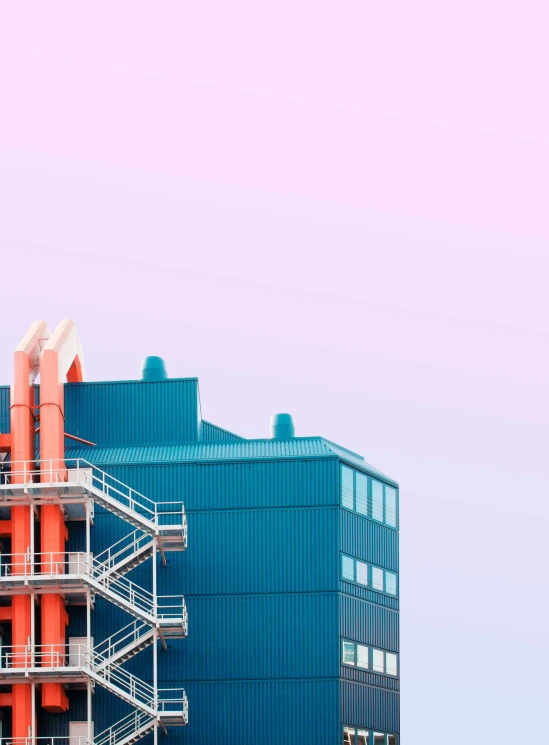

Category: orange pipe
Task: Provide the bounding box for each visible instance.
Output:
[40,323,84,713]
[10,323,49,739]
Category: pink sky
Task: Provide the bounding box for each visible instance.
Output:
[1,3,548,741]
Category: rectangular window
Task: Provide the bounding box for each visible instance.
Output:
[342,640,356,666]
[385,486,397,527]
[371,479,384,522]
[342,466,354,510]
[342,555,355,582]
[372,567,384,592]
[386,653,398,676]
[356,561,368,586]
[357,731,369,745]
[372,648,384,673]
[356,644,369,669]
[374,735,385,745]
[355,472,368,516]
[385,571,397,596]
[387,736,398,745]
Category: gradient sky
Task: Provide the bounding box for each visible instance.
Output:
[1,3,548,741]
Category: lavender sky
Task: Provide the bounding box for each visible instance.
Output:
[1,3,548,741]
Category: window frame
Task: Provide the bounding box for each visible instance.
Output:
[342,727,399,745]
[340,553,399,598]
[341,639,399,678]
[340,464,399,530]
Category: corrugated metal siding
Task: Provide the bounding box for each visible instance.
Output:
[0,385,9,432]
[65,437,337,464]
[63,379,201,447]
[340,580,399,611]
[174,593,339,681]
[183,680,340,745]
[340,595,399,652]
[85,458,338,512]
[159,507,339,596]
[339,509,399,572]
[201,420,243,441]
[340,666,400,692]
[341,681,400,734]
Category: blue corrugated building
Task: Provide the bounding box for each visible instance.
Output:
[0,362,399,745]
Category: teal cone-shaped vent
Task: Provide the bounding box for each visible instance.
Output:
[140,356,168,381]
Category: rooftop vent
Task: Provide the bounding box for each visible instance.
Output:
[270,413,295,440]
[140,356,168,381]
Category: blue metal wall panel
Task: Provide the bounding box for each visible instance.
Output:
[183,680,340,745]
[339,595,399,652]
[340,580,399,611]
[339,509,399,572]
[172,593,339,681]
[200,421,243,441]
[83,457,338,512]
[340,666,400,692]
[63,379,201,447]
[0,385,9,432]
[341,681,399,734]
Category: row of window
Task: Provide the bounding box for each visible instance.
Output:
[342,639,399,677]
[341,465,398,528]
[341,554,398,596]
[343,728,398,745]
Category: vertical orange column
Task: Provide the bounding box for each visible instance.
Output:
[40,348,69,712]
[11,345,37,738]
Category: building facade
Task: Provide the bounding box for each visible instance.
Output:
[0,322,399,745]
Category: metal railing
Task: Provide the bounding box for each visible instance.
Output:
[0,459,186,534]
[0,738,91,745]
[93,531,152,572]
[94,620,153,662]
[0,643,87,670]
[94,711,154,745]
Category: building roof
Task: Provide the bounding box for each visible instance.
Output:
[64,436,398,486]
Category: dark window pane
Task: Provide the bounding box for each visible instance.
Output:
[342,466,354,510]
[373,735,385,745]
[372,480,384,521]
[387,736,398,745]
[356,473,368,515]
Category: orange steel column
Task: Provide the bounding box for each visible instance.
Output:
[40,321,84,713]
[11,321,50,739]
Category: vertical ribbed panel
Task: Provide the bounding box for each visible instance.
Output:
[340,580,399,611]
[166,507,339,596]
[341,681,400,733]
[0,384,9,433]
[63,378,201,446]
[340,595,399,652]
[93,457,339,511]
[339,509,399,572]
[173,593,339,681]
[184,680,340,745]
[201,420,243,441]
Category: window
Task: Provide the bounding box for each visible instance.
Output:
[356,561,368,586]
[357,644,369,669]
[342,640,356,666]
[342,555,355,582]
[343,729,398,745]
[385,487,397,528]
[371,567,384,592]
[342,466,354,510]
[372,648,384,673]
[356,472,368,516]
[386,653,398,677]
[340,554,399,598]
[371,479,384,522]
[340,465,399,528]
[342,640,399,677]
[385,572,397,596]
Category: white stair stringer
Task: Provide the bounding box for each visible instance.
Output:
[94,711,156,745]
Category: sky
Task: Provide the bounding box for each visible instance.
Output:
[1,2,548,741]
